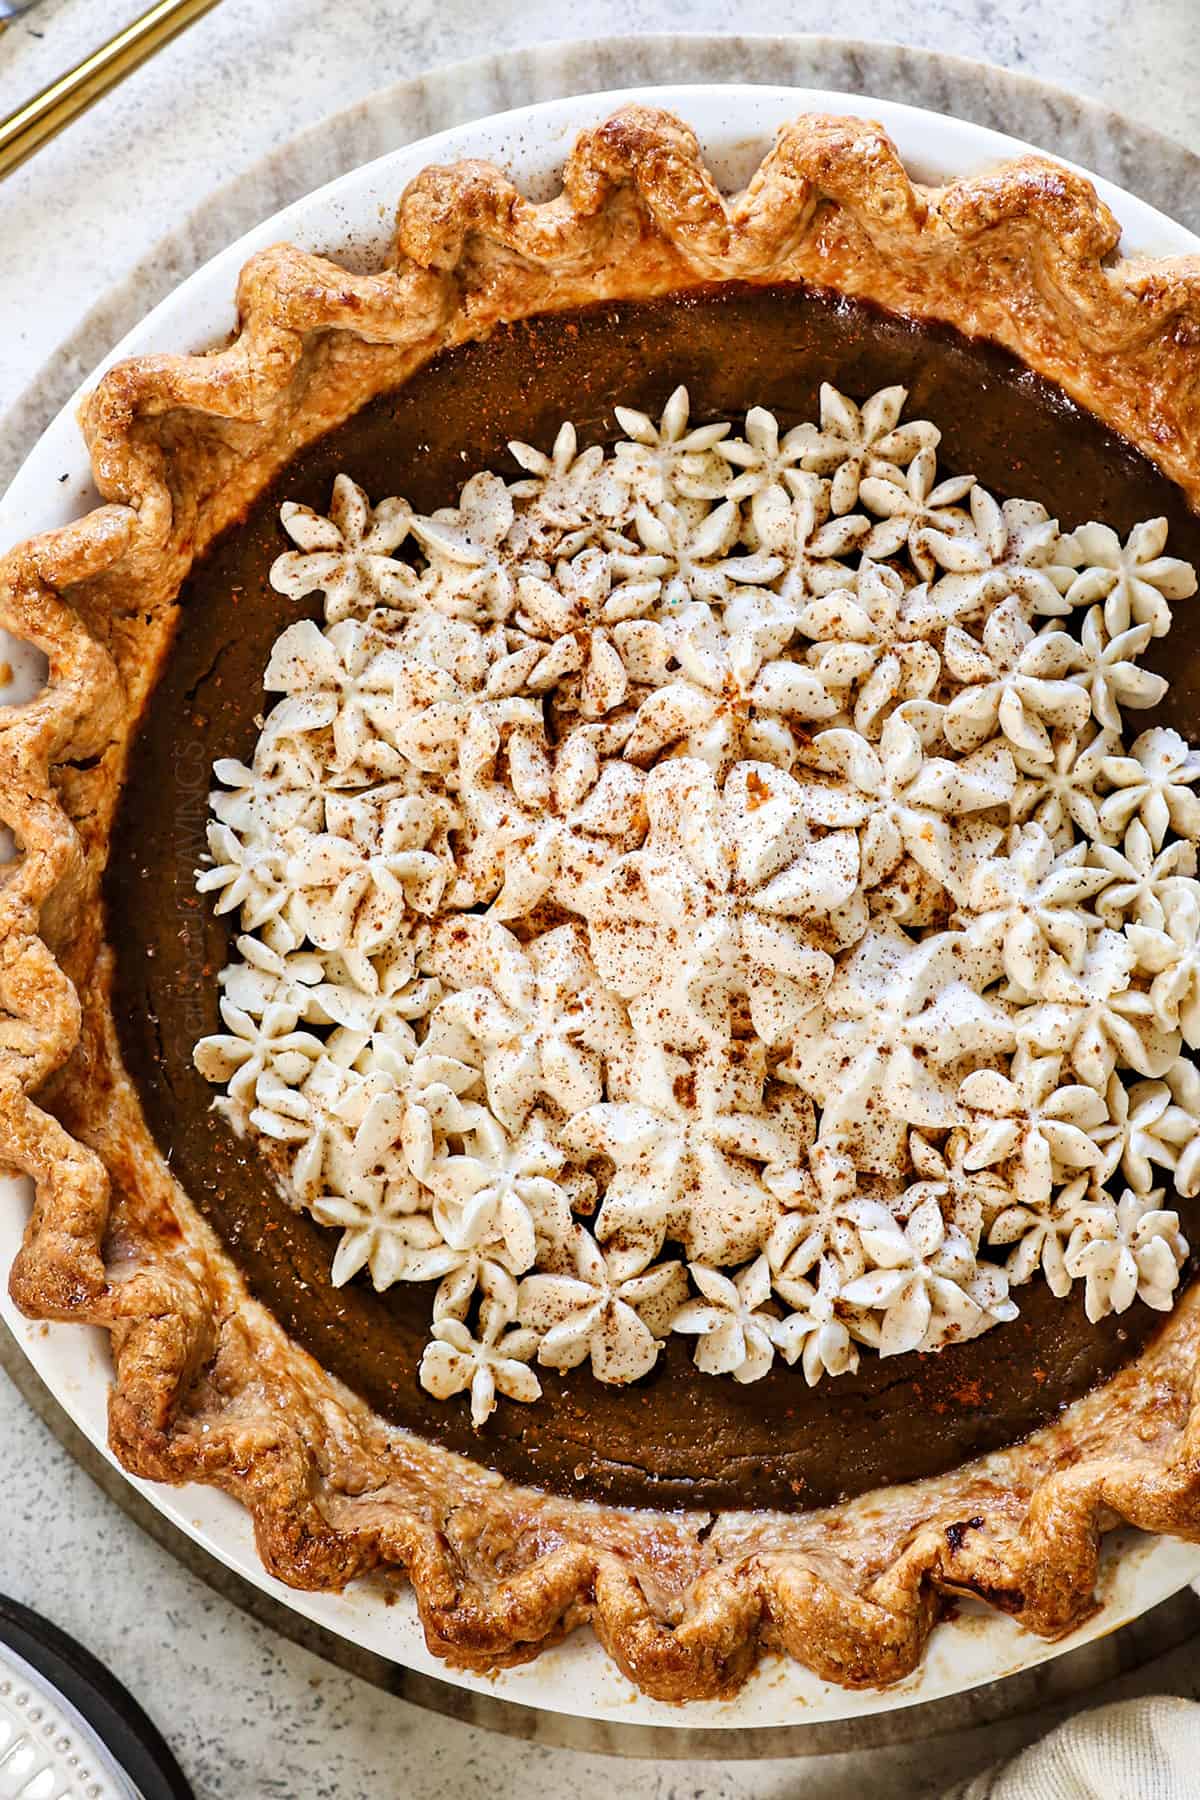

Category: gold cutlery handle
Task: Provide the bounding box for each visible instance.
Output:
[0,0,222,180]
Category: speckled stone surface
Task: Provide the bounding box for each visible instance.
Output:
[4,11,1200,1797]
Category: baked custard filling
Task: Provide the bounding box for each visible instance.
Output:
[108,282,1200,1510]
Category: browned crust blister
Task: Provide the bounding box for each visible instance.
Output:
[5,106,1200,1701]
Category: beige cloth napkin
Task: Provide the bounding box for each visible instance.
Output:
[945,1697,1200,1798]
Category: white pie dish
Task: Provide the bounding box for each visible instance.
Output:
[3,80,1200,1731]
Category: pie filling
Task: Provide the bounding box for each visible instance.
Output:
[107,282,1200,1511]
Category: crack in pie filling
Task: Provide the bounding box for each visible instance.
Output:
[10,107,1200,1698]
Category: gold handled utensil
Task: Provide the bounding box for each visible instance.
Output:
[0,0,223,181]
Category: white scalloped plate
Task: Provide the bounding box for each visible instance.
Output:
[4,83,1200,1731]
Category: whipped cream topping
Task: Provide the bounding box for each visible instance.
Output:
[194,382,1200,1425]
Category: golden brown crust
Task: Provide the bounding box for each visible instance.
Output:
[6,104,1200,1699]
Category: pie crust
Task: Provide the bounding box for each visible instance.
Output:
[5,106,1200,1700]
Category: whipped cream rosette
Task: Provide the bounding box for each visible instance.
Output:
[193,382,1200,1424]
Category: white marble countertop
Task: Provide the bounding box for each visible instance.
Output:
[4,6,1200,1797]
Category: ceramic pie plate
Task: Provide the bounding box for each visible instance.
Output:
[4,81,1200,1732]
